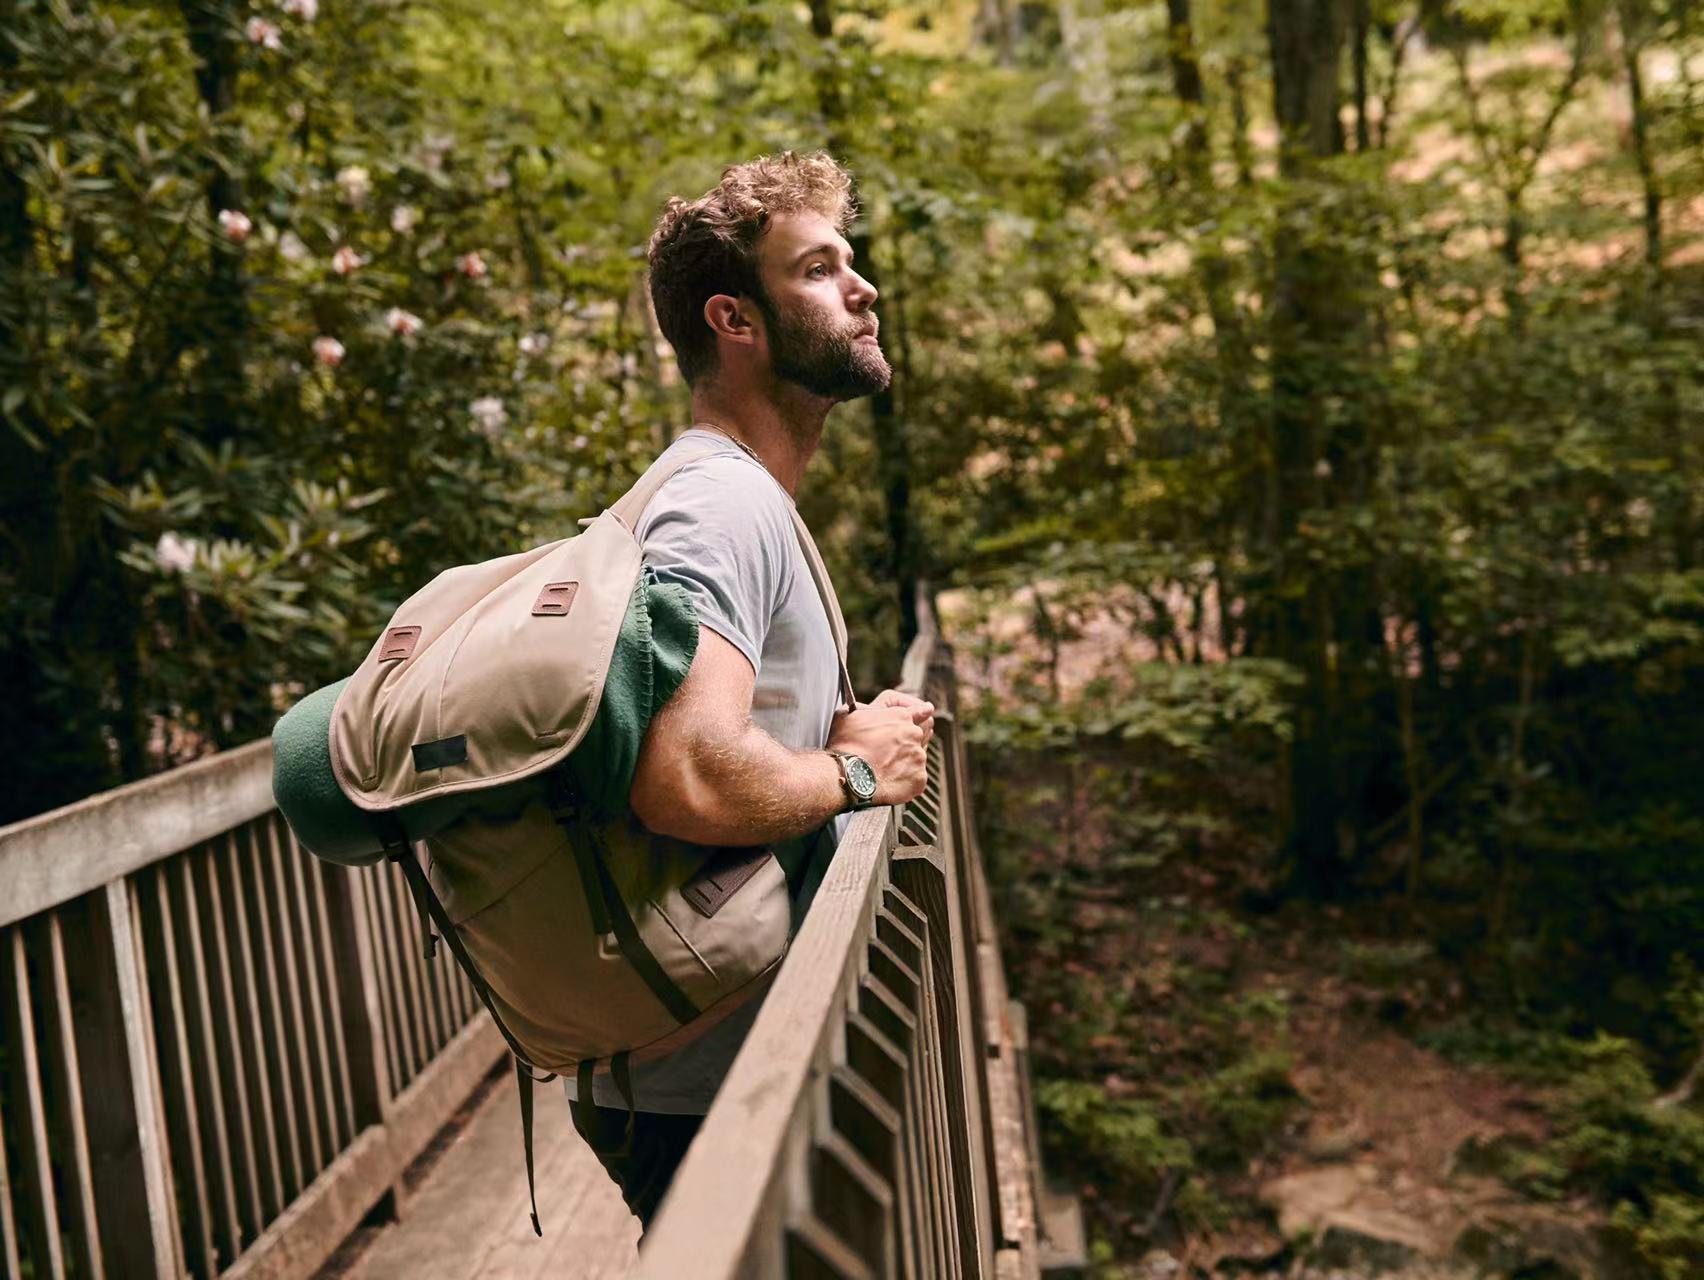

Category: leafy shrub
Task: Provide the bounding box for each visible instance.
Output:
[1035,1078,1192,1189]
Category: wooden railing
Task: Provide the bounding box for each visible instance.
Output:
[0,743,505,1279]
[0,596,1074,1279]
[637,596,1065,1280]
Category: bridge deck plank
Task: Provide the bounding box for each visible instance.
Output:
[334,1072,637,1279]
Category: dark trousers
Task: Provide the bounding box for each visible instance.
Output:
[569,1099,704,1231]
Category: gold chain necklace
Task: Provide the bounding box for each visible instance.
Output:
[690,421,785,490]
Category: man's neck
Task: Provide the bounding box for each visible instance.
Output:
[688,379,833,496]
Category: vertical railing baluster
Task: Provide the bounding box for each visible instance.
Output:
[262,820,326,1179]
[304,854,358,1144]
[47,913,105,1279]
[0,1083,22,1279]
[175,855,246,1259]
[199,845,267,1236]
[360,863,406,1099]
[242,826,305,1201]
[145,868,217,1275]
[336,866,395,1133]
[219,830,287,1221]
[8,927,66,1280]
[99,879,183,1278]
[373,863,425,1081]
[281,825,341,1162]
[391,852,438,1068]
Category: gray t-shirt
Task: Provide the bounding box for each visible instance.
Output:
[565,428,846,1113]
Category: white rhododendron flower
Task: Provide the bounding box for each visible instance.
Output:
[312,336,345,367]
[336,165,372,206]
[278,230,310,264]
[456,251,487,280]
[418,132,454,173]
[154,532,200,575]
[386,307,423,337]
[468,396,507,437]
[280,0,317,19]
[390,204,419,234]
[331,246,365,276]
[217,209,252,242]
[245,17,284,49]
[518,332,549,357]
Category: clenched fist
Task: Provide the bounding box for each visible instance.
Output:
[827,689,935,807]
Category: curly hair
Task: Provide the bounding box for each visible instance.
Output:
[647,151,858,385]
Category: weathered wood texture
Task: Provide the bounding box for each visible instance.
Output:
[336,1072,636,1280]
[638,593,1066,1279]
[0,747,498,1280]
[0,590,1075,1280]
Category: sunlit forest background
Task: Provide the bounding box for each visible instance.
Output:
[3,0,1702,1273]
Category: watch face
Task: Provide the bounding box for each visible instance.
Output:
[847,755,878,801]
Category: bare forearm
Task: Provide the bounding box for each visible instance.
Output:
[633,720,845,846]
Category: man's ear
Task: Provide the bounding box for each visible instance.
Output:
[703,293,759,347]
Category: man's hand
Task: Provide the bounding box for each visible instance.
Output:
[869,688,935,742]
[827,688,934,807]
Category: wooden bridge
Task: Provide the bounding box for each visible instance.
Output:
[0,601,1082,1278]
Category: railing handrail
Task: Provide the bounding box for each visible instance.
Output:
[636,588,1041,1278]
[0,738,274,929]
[2,590,1066,1279]
[635,805,900,1276]
[0,734,500,1280]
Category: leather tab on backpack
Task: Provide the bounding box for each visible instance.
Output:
[681,847,773,919]
[411,735,468,772]
[378,625,421,661]
[531,581,579,616]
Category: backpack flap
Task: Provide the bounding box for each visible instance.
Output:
[330,511,643,811]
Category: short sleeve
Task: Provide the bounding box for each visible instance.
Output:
[633,453,798,676]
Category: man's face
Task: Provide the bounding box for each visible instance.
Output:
[752,210,891,401]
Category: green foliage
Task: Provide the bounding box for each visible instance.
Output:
[1192,1049,1302,1167]
[1036,1079,1193,1186]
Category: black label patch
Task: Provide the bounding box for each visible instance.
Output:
[681,847,774,919]
[411,735,468,772]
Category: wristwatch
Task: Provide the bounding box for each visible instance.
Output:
[830,752,879,810]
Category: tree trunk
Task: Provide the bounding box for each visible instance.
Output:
[1227,55,1255,186]
[1351,0,1372,150]
[1269,0,1349,168]
[1266,0,1373,899]
[1618,7,1662,275]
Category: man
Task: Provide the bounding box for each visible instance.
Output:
[564,151,934,1226]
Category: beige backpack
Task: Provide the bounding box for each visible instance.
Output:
[326,439,856,1231]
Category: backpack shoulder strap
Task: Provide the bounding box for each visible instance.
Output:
[612,432,859,712]
[784,505,859,712]
[608,441,724,530]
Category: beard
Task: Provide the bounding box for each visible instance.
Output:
[760,292,892,401]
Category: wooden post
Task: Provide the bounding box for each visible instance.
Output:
[104,879,185,1277]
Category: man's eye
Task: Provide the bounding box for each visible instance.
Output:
[808,264,829,278]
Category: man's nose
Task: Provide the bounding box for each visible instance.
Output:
[847,269,878,310]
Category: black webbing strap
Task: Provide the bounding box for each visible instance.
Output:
[569,1052,638,1158]
[379,825,552,1235]
[515,1058,541,1235]
[544,778,700,1026]
[548,783,612,936]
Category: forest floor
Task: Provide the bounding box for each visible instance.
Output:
[943,586,1636,1278]
[1006,831,1629,1279]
